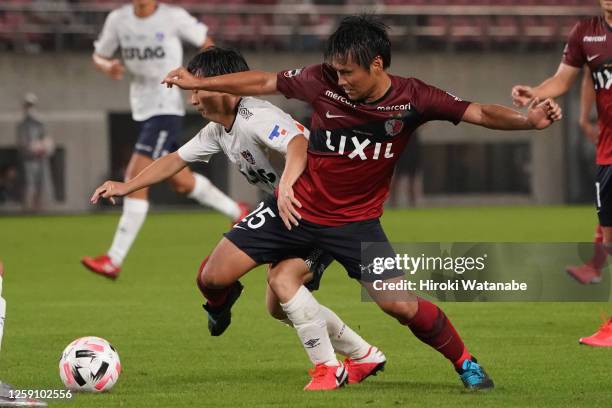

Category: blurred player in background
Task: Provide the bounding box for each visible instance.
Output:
[511,0,612,347]
[389,130,422,207]
[91,47,387,388]
[82,0,248,279]
[0,261,47,407]
[16,93,55,213]
[164,15,561,391]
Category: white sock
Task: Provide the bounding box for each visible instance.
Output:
[107,197,149,266]
[281,286,338,366]
[279,305,371,359]
[319,305,371,359]
[187,173,240,220]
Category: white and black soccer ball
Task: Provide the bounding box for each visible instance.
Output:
[59,336,121,392]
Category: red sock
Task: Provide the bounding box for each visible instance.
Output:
[196,256,230,307]
[589,225,607,270]
[406,298,471,370]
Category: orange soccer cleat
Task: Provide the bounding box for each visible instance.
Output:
[81,255,120,280]
[579,317,612,347]
[303,363,348,391]
[566,264,602,285]
[344,346,386,384]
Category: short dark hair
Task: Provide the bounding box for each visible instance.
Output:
[324,15,391,70]
[187,46,250,78]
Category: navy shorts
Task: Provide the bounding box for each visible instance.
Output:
[596,165,612,226]
[225,196,404,282]
[134,115,182,159]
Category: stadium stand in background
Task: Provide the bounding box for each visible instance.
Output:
[0,0,601,52]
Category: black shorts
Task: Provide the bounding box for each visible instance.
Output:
[224,197,404,282]
[596,165,612,226]
[134,115,182,159]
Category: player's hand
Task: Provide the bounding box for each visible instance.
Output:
[90,180,129,205]
[162,66,199,90]
[527,97,562,130]
[277,182,302,230]
[511,85,534,107]
[107,59,125,80]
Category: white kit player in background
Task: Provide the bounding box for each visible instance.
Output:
[0,262,47,407]
[82,0,248,280]
[90,48,386,388]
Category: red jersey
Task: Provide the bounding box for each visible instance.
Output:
[276,64,470,226]
[563,16,612,165]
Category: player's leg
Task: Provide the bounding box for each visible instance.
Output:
[81,152,152,279]
[318,219,493,390]
[566,224,605,284]
[198,197,308,336]
[267,260,346,390]
[195,238,257,336]
[266,257,385,385]
[0,262,5,351]
[0,262,47,407]
[579,166,612,346]
[168,160,247,223]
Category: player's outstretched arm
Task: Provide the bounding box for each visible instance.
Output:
[462,98,562,131]
[90,152,187,204]
[162,67,279,96]
[277,136,307,230]
[92,53,125,81]
[579,67,599,145]
[511,63,580,107]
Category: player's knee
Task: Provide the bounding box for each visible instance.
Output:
[170,179,192,195]
[198,257,233,290]
[377,300,418,324]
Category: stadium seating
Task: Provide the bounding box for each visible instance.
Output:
[0,0,599,51]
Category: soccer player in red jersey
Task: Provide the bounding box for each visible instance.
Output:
[566,69,606,285]
[512,0,612,346]
[164,16,561,390]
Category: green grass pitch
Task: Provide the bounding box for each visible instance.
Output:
[1,205,611,407]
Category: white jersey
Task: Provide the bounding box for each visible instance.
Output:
[177,97,309,195]
[94,4,207,121]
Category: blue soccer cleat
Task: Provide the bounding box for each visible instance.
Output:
[202,281,244,336]
[457,358,494,391]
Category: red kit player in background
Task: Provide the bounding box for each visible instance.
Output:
[512,0,612,346]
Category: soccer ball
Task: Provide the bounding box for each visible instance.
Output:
[59,336,121,392]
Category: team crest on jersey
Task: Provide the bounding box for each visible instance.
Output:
[241,150,256,165]
[155,32,165,41]
[238,107,253,120]
[283,68,303,78]
[384,118,404,136]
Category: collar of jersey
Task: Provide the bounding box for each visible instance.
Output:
[224,97,243,133]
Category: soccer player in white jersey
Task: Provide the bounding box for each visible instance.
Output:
[0,261,47,407]
[82,0,248,279]
[90,47,387,388]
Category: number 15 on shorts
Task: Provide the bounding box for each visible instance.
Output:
[237,201,277,229]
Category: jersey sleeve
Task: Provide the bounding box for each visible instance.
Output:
[174,7,208,48]
[562,21,585,68]
[177,124,220,163]
[93,10,120,58]
[412,79,471,124]
[276,64,323,103]
[248,106,308,155]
